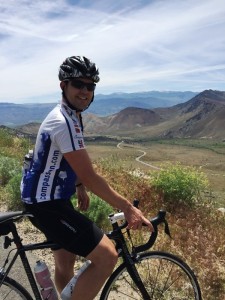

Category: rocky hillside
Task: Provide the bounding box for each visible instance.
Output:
[83,90,225,140]
[160,90,225,139]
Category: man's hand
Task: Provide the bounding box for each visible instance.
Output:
[124,205,154,231]
[76,184,90,211]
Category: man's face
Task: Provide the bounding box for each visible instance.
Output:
[62,77,95,111]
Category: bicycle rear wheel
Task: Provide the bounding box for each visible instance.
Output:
[0,275,32,300]
[100,251,202,300]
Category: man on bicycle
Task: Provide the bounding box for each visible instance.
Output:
[21,55,153,300]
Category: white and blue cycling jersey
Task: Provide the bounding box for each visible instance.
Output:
[21,100,85,204]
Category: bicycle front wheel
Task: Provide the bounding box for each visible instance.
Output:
[0,275,33,300]
[100,251,202,300]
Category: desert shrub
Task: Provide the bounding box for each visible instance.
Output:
[149,163,208,207]
[72,193,113,230]
[0,128,14,148]
[5,173,23,210]
[95,155,157,212]
[0,156,22,186]
[0,128,30,159]
[0,185,9,209]
[153,204,225,300]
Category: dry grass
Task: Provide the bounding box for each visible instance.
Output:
[87,140,225,206]
[87,139,225,299]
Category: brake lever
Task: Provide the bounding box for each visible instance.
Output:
[164,219,172,238]
[151,210,172,239]
[133,199,139,208]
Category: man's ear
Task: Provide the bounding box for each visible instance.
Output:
[60,81,66,90]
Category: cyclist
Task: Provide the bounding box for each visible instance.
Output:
[20,55,153,300]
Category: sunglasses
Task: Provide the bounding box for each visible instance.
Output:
[70,79,96,92]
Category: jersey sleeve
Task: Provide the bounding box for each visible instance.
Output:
[52,115,85,154]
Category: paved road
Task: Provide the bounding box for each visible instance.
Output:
[117,141,161,170]
[135,150,161,169]
[0,236,55,298]
[0,239,37,296]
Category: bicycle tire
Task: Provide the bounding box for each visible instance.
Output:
[100,251,202,300]
[0,274,33,300]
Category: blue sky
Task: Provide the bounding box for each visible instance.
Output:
[0,0,225,103]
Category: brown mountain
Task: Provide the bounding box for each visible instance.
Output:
[159,90,225,139]
[83,90,225,140]
[84,107,163,132]
[17,122,41,135]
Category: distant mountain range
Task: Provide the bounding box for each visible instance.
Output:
[83,90,225,140]
[0,91,197,127]
[88,91,197,115]
[1,90,224,141]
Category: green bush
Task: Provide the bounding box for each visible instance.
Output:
[0,156,22,186]
[73,193,113,230]
[0,128,14,148]
[149,163,208,207]
[5,173,23,210]
[0,128,30,160]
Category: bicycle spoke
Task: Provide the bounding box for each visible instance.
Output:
[0,276,32,299]
[100,252,201,300]
[113,271,142,298]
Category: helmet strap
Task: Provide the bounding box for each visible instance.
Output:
[61,91,82,112]
[61,90,94,113]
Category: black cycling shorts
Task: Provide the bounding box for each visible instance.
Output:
[24,200,104,257]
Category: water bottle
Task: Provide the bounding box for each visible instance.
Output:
[23,149,33,174]
[61,260,91,300]
[34,260,58,300]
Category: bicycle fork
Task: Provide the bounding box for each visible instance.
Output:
[117,237,151,300]
[110,213,151,300]
[125,253,151,300]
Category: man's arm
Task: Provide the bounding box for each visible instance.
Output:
[64,149,153,231]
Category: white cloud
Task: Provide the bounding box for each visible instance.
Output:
[0,0,224,102]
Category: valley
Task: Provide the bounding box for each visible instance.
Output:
[86,138,225,207]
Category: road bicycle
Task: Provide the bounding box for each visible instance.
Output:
[0,200,202,299]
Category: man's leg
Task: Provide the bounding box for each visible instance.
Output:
[53,248,76,293]
[71,234,118,300]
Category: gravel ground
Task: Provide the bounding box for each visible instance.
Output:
[0,218,56,297]
[0,216,88,299]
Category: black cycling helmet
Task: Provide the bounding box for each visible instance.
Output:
[58,56,100,83]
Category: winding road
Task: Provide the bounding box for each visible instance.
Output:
[117,141,160,170]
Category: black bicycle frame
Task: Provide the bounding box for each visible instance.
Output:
[1,222,58,300]
[108,224,151,300]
